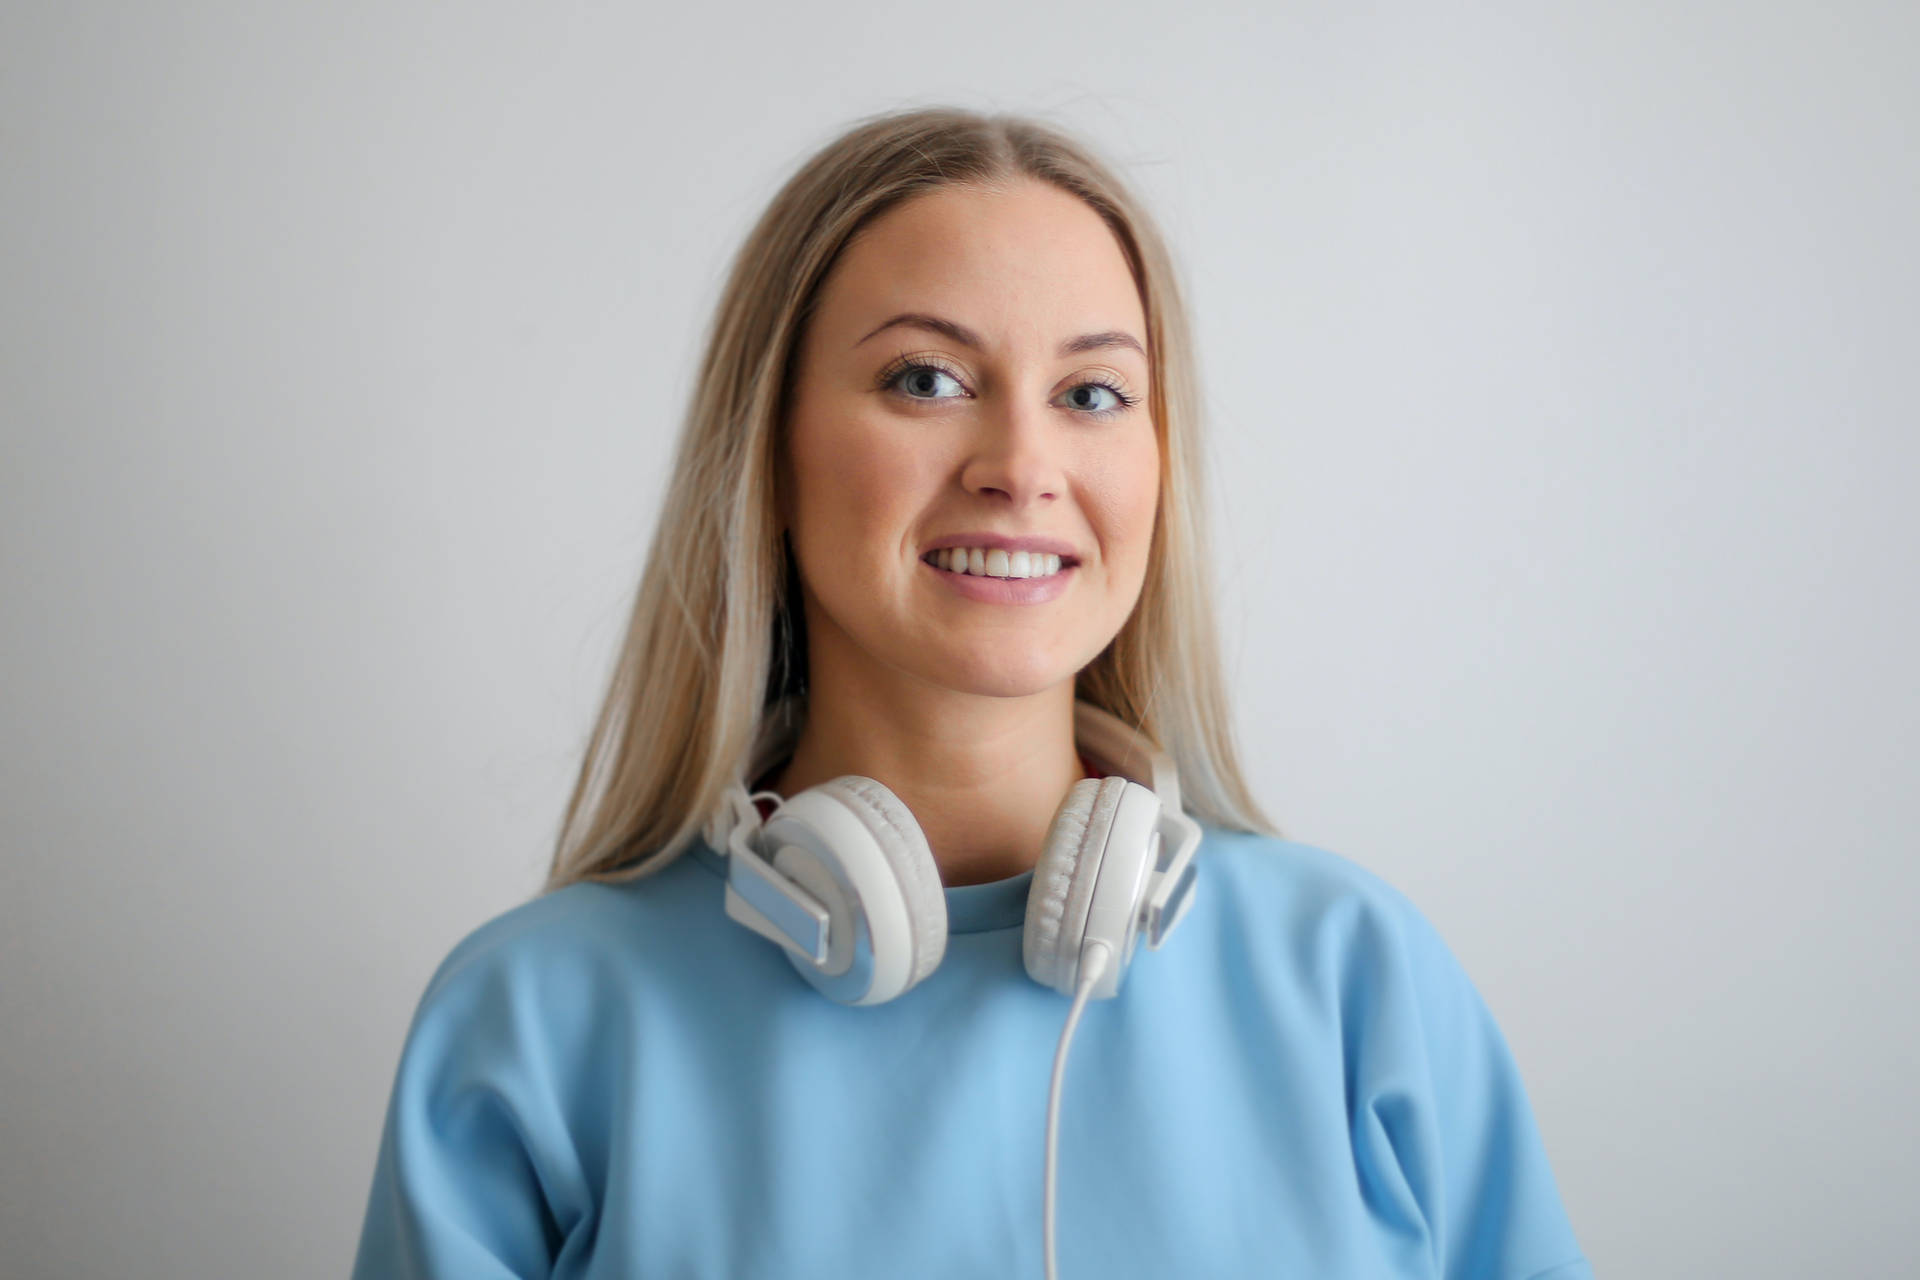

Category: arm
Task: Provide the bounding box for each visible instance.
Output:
[1347,890,1593,1280]
[350,947,586,1279]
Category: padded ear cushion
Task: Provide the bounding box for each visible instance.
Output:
[816,775,948,990]
[1024,776,1124,995]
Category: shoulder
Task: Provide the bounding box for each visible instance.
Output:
[1194,823,1440,941]
[1191,824,1476,1003]
[409,849,726,1031]
[371,850,743,1135]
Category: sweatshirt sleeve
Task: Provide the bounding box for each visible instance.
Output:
[350,930,591,1280]
[1346,887,1593,1280]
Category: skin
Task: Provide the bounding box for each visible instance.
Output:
[767,176,1160,886]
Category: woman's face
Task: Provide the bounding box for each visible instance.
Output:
[781,177,1160,702]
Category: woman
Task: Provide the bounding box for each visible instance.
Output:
[351,106,1593,1280]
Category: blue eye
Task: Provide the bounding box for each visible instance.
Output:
[1062,383,1126,414]
[891,363,966,401]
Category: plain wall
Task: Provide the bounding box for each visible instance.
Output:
[3,2,1915,1276]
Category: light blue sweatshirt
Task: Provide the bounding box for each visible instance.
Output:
[351,826,1593,1279]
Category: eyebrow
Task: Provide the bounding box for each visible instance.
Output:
[853,312,1146,360]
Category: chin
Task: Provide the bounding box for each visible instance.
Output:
[921,653,1079,701]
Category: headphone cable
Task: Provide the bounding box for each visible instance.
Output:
[1044,939,1112,1280]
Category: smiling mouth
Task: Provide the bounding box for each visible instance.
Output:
[919,552,1075,604]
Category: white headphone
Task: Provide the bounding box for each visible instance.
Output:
[700,695,1203,1006]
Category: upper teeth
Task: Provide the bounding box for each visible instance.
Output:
[932,547,1066,579]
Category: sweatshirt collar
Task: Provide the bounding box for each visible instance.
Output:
[943,868,1034,934]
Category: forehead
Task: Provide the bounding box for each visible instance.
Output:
[811,179,1146,347]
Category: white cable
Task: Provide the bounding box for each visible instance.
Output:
[1044,939,1111,1280]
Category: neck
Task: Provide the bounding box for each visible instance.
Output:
[763,665,1086,888]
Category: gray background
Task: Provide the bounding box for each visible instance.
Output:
[4,2,1914,1277]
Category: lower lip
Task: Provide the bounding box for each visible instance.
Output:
[922,556,1074,604]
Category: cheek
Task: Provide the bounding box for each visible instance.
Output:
[1088,428,1163,567]
[789,412,937,552]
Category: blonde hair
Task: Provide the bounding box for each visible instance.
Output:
[544,105,1282,892]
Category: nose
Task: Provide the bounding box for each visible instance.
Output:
[959,395,1064,506]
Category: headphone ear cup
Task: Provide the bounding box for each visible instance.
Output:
[1024,777,1124,996]
[815,775,948,993]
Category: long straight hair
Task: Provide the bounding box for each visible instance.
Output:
[544,106,1281,892]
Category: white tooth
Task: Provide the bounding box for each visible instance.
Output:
[1046,554,1062,575]
[985,548,1009,578]
[968,547,986,575]
[1008,551,1031,578]
[943,548,961,572]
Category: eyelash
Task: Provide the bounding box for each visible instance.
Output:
[874,354,1140,419]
